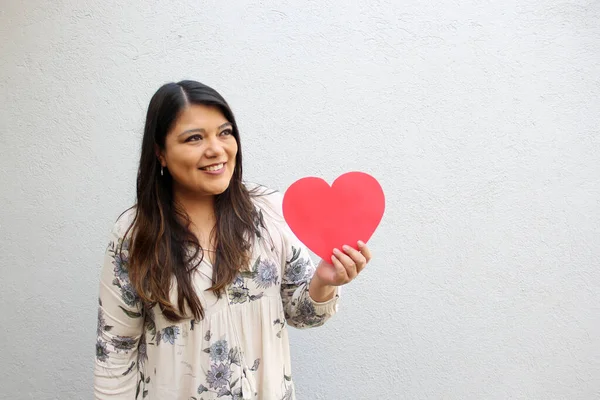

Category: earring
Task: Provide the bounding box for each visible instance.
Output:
[161,166,164,176]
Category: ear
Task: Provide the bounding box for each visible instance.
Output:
[154,144,166,167]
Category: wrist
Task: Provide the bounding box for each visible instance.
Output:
[309,275,336,302]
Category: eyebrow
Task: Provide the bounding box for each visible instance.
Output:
[178,122,233,137]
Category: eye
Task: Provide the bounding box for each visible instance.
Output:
[185,134,202,142]
[220,129,233,136]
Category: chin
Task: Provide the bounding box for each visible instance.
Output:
[210,187,229,196]
[205,182,232,196]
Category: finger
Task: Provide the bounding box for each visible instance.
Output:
[333,248,358,280]
[330,254,350,283]
[357,241,372,263]
[342,244,367,273]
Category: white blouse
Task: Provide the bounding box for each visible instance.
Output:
[94,190,340,399]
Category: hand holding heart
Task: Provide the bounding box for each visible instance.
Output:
[313,240,372,287]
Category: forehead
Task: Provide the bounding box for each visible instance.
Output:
[172,104,229,130]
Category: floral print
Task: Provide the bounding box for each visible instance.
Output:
[111,335,138,352]
[137,338,148,367]
[273,318,285,338]
[96,339,109,363]
[97,299,113,335]
[283,247,310,283]
[209,340,229,362]
[227,257,268,305]
[135,370,150,399]
[195,333,260,399]
[112,252,129,281]
[228,286,250,304]
[95,237,140,366]
[280,245,338,329]
[158,326,180,345]
[106,236,141,309]
[120,282,139,307]
[94,191,340,399]
[254,258,279,289]
[207,363,232,388]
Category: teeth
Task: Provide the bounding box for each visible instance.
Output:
[202,163,224,171]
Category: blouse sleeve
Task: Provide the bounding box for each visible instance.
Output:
[280,233,340,329]
[93,218,144,399]
[256,189,340,329]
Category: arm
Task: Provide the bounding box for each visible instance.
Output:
[281,240,372,328]
[280,240,340,329]
[94,224,143,399]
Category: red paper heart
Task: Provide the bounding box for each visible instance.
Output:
[282,171,385,261]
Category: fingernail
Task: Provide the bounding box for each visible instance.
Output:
[358,240,365,246]
[333,248,341,255]
[342,245,350,251]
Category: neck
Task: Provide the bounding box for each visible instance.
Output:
[173,188,217,245]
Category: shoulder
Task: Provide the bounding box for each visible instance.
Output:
[244,182,291,235]
[110,206,137,240]
[246,183,284,216]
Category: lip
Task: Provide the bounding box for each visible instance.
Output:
[198,162,226,175]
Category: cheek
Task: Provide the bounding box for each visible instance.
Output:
[167,147,197,169]
[229,141,239,160]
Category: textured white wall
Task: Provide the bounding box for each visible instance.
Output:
[1,1,599,399]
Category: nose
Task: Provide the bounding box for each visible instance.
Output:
[204,136,225,158]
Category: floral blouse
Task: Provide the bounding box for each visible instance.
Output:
[93,190,340,399]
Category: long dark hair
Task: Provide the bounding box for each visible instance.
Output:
[123,80,257,322]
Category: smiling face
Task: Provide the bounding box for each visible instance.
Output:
[157,104,239,198]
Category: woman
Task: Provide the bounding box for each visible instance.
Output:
[94,80,371,399]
